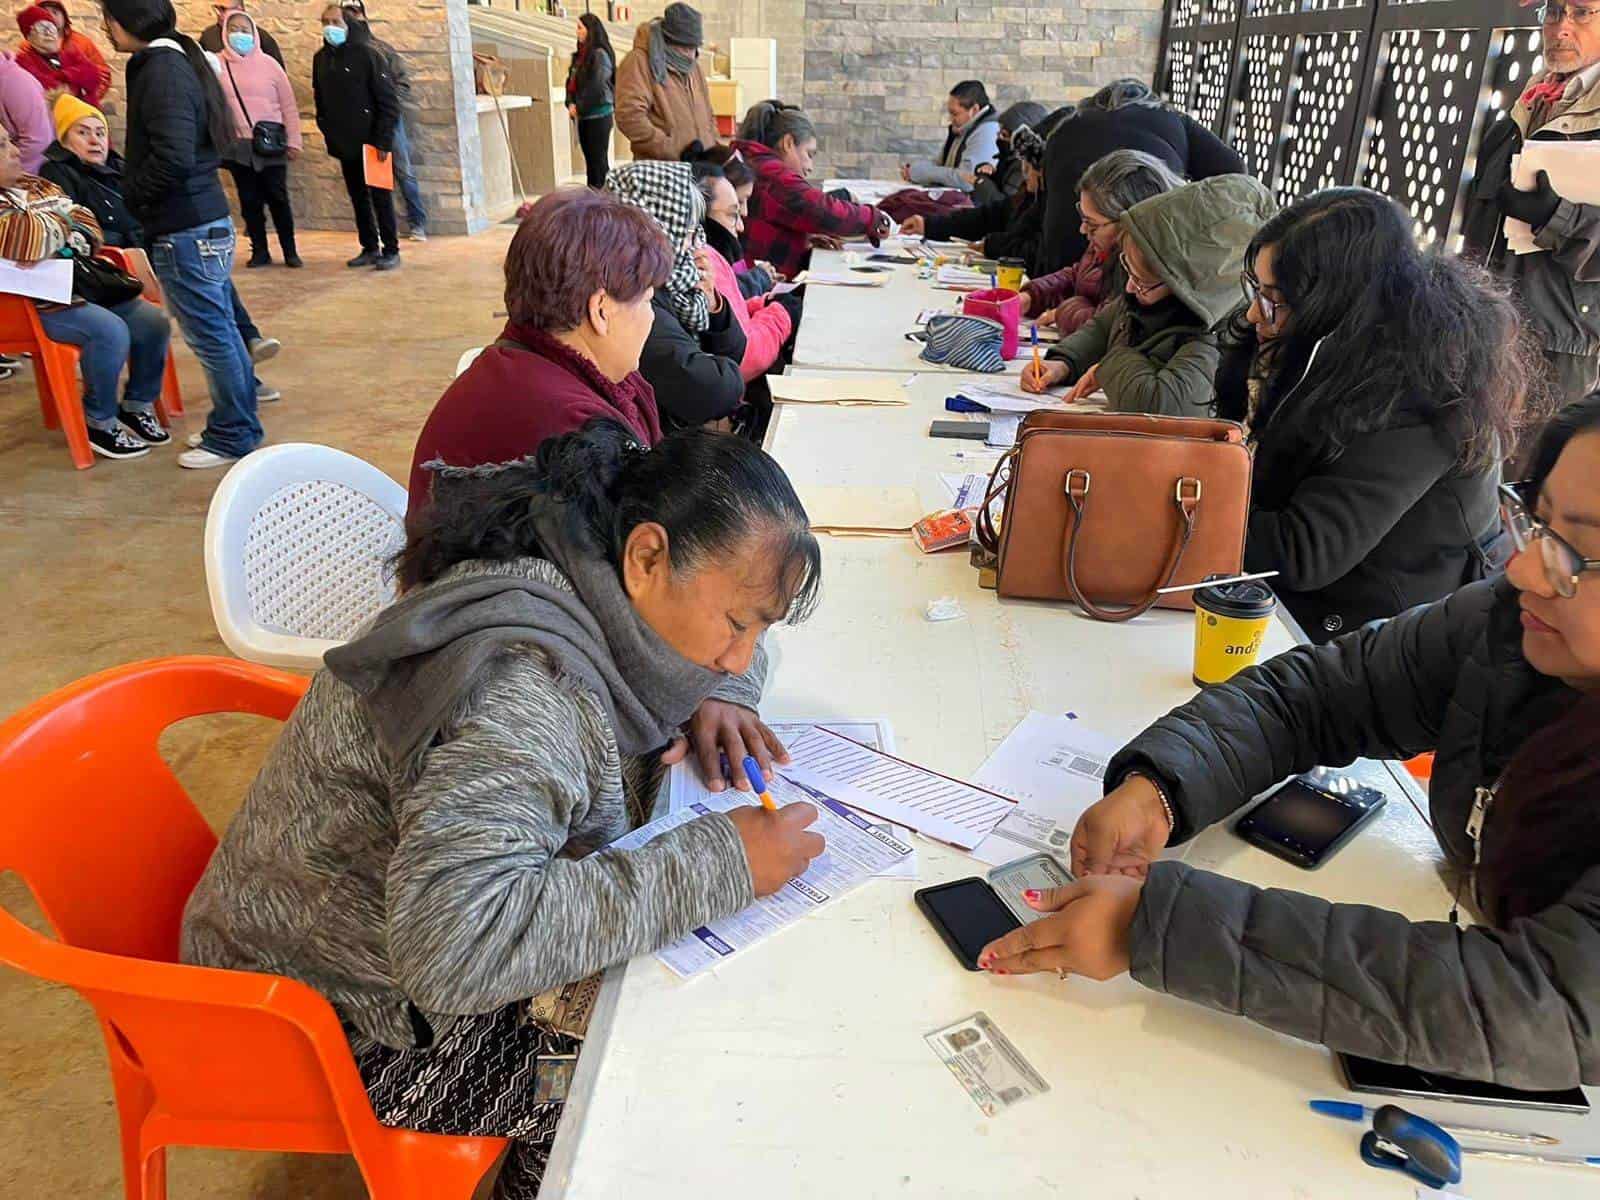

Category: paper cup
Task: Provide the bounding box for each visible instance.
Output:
[996,257,1025,292]
[1192,576,1277,686]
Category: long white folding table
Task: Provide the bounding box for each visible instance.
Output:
[541,371,1599,1198]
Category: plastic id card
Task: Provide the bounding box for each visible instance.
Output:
[985,852,1073,925]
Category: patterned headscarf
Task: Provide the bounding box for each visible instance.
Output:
[606,161,709,334]
[1010,124,1045,170]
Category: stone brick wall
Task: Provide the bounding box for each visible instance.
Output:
[47,0,489,235]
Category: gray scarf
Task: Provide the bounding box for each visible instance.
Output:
[647,19,697,85]
[324,503,725,767]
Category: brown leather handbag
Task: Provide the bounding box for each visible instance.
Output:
[976,411,1252,621]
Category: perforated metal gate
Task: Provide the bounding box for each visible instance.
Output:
[1155,0,1546,249]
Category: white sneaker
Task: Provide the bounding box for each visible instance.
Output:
[178,445,237,469]
[257,384,282,402]
[248,336,282,363]
[186,431,204,448]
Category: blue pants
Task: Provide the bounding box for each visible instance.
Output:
[230,281,259,343]
[149,221,260,458]
[390,116,428,232]
[39,296,170,431]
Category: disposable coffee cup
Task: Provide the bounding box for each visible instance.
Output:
[996,257,1025,291]
[1192,575,1277,686]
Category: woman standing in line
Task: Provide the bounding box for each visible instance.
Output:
[566,13,613,189]
[217,8,300,268]
[99,0,262,469]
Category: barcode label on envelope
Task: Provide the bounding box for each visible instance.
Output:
[925,1012,1049,1117]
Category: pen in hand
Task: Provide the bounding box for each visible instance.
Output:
[742,756,779,811]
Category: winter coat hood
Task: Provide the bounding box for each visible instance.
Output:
[218,10,261,60]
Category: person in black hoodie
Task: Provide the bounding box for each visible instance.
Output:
[900,120,1050,273]
[313,2,400,269]
[1215,187,1534,641]
[1038,79,1242,275]
[100,0,262,469]
[969,100,1047,207]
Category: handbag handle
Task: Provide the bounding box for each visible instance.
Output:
[1059,471,1202,623]
[975,447,1017,553]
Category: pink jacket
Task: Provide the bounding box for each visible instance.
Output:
[706,244,792,382]
[216,12,302,150]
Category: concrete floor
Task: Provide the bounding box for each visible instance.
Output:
[0,227,515,1198]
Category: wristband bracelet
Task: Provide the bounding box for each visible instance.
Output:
[1133,771,1176,839]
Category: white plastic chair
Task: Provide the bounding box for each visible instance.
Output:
[454,346,485,377]
[203,443,409,671]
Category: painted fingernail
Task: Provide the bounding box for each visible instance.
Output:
[1023,889,1040,901]
[995,969,1008,976]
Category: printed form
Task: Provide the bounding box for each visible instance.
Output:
[612,776,912,978]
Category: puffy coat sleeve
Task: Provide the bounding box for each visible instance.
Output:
[738,295,792,381]
[271,59,303,149]
[924,194,1008,242]
[1535,197,1600,284]
[640,300,747,427]
[1096,331,1219,416]
[1047,297,1115,382]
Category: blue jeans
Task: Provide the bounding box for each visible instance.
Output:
[39,296,170,430]
[149,221,260,458]
[391,117,428,231]
[229,281,259,343]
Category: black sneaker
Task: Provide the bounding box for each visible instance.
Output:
[119,408,170,445]
[283,252,304,268]
[346,250,379,268]
[246,251,271,268]
[374,250,401,271]
[88,423,150,460]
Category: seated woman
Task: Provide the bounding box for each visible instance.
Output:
[1216,188,1523,639]
[1022,173,1273,414]
[607,160,747,433]
[969,100,1047,206]
[184,419,829,1197]
[732,100,890,279]
[408,187,667,516]
[689,144,776,297]
[693,160,797,382]
[0,122,171,461]
[1018,149,1183,334]
[14,4,102,105]
[899,122,1048,271]
[980,392,1600,1092]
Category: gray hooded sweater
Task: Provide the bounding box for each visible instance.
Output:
[181,554,760,1049]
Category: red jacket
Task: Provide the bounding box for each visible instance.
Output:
[732,138,880,278]
[1020,244,1110,335]
[705,244,791,381]
[14,43,102,106]
[408,321,662,521]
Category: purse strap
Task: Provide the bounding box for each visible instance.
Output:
[224,61,254,129]
[1059,471,1202,623]
[975,447,1016,553]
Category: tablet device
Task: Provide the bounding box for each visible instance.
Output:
[1338,1052,1590,1115]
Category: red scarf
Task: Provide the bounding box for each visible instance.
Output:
[1519,73,1572,109]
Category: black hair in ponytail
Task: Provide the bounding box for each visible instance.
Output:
[398,419,823,622]
[101,0,235,157]
[737,99,815,152]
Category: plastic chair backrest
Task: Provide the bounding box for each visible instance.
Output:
[205,444,408,671]
[0,658,379,1135]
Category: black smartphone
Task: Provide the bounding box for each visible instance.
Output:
[915,877,1021,970]
[1233,771,1386,869]
[930,419,990,440]
[1338,1052,1590,1115]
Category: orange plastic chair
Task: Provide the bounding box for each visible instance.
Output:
[1404,752,1435,784]
[98,245,185,421]
[0,657,508,1199]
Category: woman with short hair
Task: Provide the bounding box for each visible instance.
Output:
[186,418,829,1198]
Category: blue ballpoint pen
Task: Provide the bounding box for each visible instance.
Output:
[1310,1099,1558,1147]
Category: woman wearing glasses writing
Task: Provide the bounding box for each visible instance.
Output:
[1019,173,1274,415]
[979,391,1600,1092]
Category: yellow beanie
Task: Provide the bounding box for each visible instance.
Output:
[53,93,105,143]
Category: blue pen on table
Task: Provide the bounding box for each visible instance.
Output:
[741,756,778,811]
[1311,1100,1558,1147]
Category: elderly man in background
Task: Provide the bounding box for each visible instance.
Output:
[1463,0,1599,408]
[614,0,717,161]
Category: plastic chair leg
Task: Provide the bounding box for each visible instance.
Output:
[159,349,184,418]
[103,1033,163,1200]
[34,359,57,429]
[39,343,92,469]
[361,1135,506,1200]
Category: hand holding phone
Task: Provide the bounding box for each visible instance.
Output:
[975,876,1141,980]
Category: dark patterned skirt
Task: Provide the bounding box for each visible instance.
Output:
[347,1003,582,1199]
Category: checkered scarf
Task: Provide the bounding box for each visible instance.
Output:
[605,161,709,334]
[1010,125,1045,170]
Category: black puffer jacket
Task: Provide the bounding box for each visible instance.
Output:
[638,291,747,432]
[1108,577,1596,1089]
[312,20,399,159]
[39,142,142,246]
[1217,333,1503,641]
[923,191,1044,272]
[122,42,229,239]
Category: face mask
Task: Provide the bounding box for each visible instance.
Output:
[227,32,254,54]
[322,24,346,46]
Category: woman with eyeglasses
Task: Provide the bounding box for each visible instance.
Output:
[976,390,1600,1092]
[1214,188,1535,642]
[1020,173,1274,414]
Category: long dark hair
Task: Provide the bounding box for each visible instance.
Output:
[1219,188,1538,473]
[738,100,814,151]
[101,0,234,157]
[1473,393,1600,926]
[398,420,823,624]
[574,13,613,76]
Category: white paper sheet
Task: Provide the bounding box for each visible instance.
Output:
[769,374,909,405]
[1505,143,1600,254]
[967,712,1120,865]
[0,257,72,304]
[614,778,913,978]
[798,269,890,287]
[939,472,991,509]
[985,414,1021,448]
[780,726,1014,849]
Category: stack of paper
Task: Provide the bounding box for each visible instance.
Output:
[935,264,992,290]
[1506,143,1600,254]
[967,712,1120,865]
[796,268,890,287]
[769,374,909,406]
[796,485,922,536]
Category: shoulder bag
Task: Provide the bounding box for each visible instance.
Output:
[976,410,1252,622]
[224,62,288,159]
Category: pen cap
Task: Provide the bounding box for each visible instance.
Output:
[1308,1100,1366,1122]
[741,755,767,795]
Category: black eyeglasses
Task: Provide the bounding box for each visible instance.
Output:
[1119,252,1165,297]
[1077,203,1115,234]
[1240,271,1285,324]
[1537,2,1599,25]
[1500,482,1600,599]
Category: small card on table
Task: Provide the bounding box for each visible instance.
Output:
[925,1012,1049,1117]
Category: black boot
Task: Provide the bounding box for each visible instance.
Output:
[247,245,271,268]
[280,233,302,269]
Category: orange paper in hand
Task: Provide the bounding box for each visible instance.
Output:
[363,144,394,190]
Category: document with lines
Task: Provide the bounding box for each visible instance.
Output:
[967,712,1119,865]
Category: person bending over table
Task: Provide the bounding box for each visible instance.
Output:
[607,160,749,433]
[408,188,667,520]
[899,120,1051,273]
[1021,173,1274,415]
[1216,188,1524,640]
[1017,148,1183,335]
[732,99,889,279]
[980,392,1600,1091]
[183,420,828,1198]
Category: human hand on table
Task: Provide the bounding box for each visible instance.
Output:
[1020,357,1068,393]
[1070,774,1172,878]
[976,876,1141,979]
[1065,363,1100,404]
[809,234,845,251]
[727,801,825,895]
[660,698,792,793]
[900,215,925,237]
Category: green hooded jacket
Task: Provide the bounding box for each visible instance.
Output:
[1048,174,1278,416]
